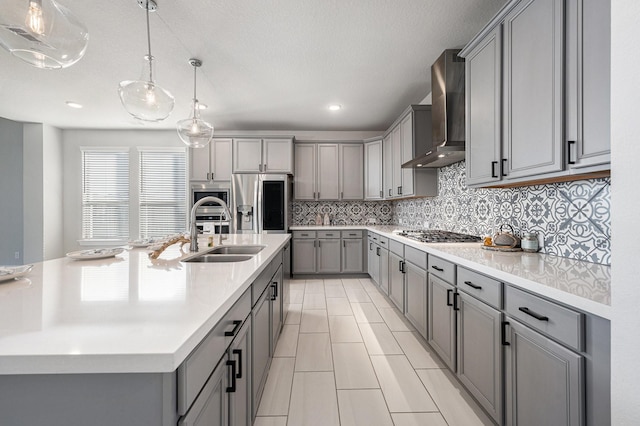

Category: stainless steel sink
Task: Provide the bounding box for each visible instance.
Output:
[183,254,254,263]
[207,245,265,255]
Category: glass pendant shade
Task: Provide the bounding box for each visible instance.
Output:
[177,59,214,148]
[119,55,175,122]
[0,0,89,69]
[118,0,174,122]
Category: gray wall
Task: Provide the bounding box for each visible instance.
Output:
[0,118,24,265]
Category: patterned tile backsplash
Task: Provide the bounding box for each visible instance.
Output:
[292,161,611,265]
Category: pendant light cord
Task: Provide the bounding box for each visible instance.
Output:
[146,0,154,82]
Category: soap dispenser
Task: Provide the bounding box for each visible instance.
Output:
[323,212,330,226]
[315,213,323,226]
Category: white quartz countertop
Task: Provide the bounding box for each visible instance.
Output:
[291,225,611,319]
[0,234,290,375]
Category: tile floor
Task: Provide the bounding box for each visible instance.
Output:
[254,278,495,426]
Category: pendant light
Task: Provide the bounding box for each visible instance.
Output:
[0,0,89,69]
[118,0,174,122]
[176,58,214,148]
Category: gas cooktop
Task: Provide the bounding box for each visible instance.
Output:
[396,230,482,243]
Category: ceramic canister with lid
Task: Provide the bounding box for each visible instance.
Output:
[521,232,539,252]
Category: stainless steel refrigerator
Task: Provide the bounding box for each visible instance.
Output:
[231,174,291,234]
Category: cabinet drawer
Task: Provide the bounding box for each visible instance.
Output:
[370,232,379,242]
[377,236,389,247]
[505,285,584,352]
[457,267,502,309]
[428,255,455,283]
[177,289,251,415]
[341,230,363,239]
[317,230,340,239]
[389,239,404,257]
[404,246,427,270]
[292,230,316,239]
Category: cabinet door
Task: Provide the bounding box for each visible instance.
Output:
[179,357,227,426]
[364,140,383,200]
[465,26,503,186]
[211,138,232,181]
[317,239,341,273]
[229,319,252,426]
[294,144,316,200]
[367,241,379,284]
[400,113,415,196]
[270,265,283,355]
[457,292,502,424]
[233,138,263,173]
[566,0,611,169]
[405,262,427,339]
[428,275,456,370]
[505,319,584,426]
[383,135,394,199]
[391,126,402,197]
[340,144,364,200]
[388,252,404,311]
[189,145,211,181]
[292,239,316,274]
[263,138,293,173]
[503,0,564,179]
[379,247,389,295]
[342,238,364,273]
[317,144,340,200]
[251,289,271,418]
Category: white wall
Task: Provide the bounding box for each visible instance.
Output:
[22,123,44,264]
[42,125,64,260]
[610,0,640,423]
[0,117,24,265]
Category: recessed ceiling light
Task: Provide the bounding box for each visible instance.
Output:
[328,104,342,111]
[65,101,83,109]
[197,103,208,110]
[417,164,423,167]
[438,154,446,158]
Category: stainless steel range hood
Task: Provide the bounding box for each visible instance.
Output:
[403,49,465,168]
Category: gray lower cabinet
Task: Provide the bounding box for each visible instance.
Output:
[251,286,271,418]
[404,261,427,339]
[292,238,316,274]
[367,238,379,284]
[456,291,502,424]
[228,319,252,426]
[318,238,341,273]
[342,238,364,273]
[378,245,389,295]
[179,357,228,426]
[270,264,284,355]
[428,274,456,370]
[504,318,584,426]
[388,252,405,311]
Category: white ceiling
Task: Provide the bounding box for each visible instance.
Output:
[0,0,507,131]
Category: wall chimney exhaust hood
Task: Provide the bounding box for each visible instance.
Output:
[403,49,465,168]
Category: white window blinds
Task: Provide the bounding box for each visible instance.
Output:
[81,150,130,240]
[139,150,187,238]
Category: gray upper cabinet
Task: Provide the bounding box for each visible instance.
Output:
[293,143,316,200]
[317,144,340,200]
[383,134,394,199]
[364,139,384,200]
[464,26,502,186]
[503,0,564,180]
[400,113,415,196]
[565,0,611,169]
[339,144,364,200]
[233,138,293,174]
[505,319,584,426]
[190,138,232,182]
[233,138,263,173]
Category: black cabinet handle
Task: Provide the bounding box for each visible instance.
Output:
[501,321,510,346]
[518,307,549,321]
[491,161,498,178]
[226,360,237,393]
[446,289,453,307]
[326,233,333,236]
[369,242,373,250]
[431,265,444,272]
[464,280,482,290]
[225,320,242,337]
[388,189,392,196]
[343,240,346,248]
[453,292,460,311]
[301,233,309,236]
[501,159,508,177]
[271,282,278,300]
[376,247,380,256]
[398,260,403,272]
[397,186,402,195]
[568,140,576,164]
[232,349,242,379]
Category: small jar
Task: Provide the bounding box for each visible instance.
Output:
[521,232,539,253]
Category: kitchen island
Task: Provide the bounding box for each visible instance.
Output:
[0,234,290,426]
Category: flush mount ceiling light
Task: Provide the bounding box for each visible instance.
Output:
[65,101,82,108]
[0,0,89,69]
[176,58,214,149]
[328,104,342,111]
[118,0,174,122]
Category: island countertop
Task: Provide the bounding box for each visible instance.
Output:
[0,234,290,375]
[290,225,611,319]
